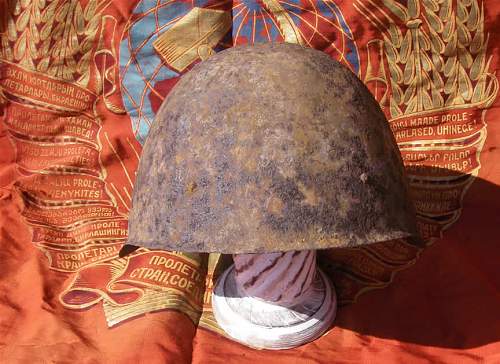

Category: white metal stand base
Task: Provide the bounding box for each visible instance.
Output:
[212,264,337,350]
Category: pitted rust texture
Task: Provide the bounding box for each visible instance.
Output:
[128,43,418,253]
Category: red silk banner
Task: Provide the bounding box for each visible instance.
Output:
[0,0,499,363]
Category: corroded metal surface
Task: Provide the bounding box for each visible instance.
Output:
[128,43,418,253]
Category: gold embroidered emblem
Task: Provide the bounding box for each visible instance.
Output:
[353,0,498,247]
[153,8,232,72]
[261,0,304,45]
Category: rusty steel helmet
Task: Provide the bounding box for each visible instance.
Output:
[127,43,418,253]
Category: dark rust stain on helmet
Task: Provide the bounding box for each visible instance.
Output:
[128,43,418,253]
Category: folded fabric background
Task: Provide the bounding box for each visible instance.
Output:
[0,0,499,363]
